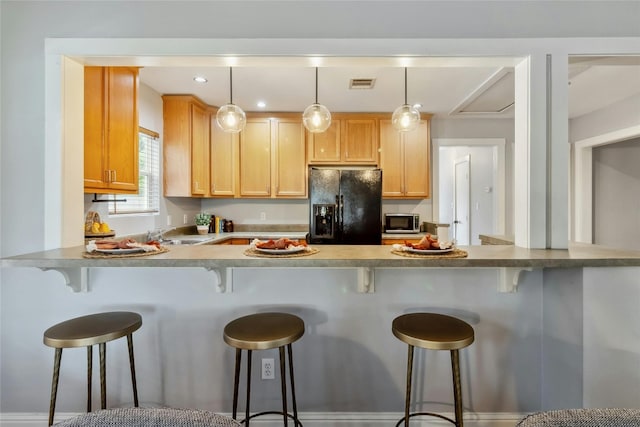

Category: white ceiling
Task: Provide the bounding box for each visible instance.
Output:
[134,56,640,119]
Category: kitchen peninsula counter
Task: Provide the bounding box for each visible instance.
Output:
[3,242,640,269]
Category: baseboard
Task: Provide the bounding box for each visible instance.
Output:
[1,411,525,427]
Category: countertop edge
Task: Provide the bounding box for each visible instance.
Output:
[3,243,640,269]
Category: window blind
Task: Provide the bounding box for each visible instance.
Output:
[109,128,160,215]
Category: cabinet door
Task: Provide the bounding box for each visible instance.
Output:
[210,117,238,197]
[162,97,191,197]
[403,121,430,198]
[240,119,271,197]
[379,120,404,197]
[307,120,341,163]
[84,67,108,190]
[342,118,378,164]
[273,119,306,197]
[190,102,209,196]
[105,67,139,193]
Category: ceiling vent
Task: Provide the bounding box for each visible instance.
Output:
[450,68,515,116]
[349,78,376,89]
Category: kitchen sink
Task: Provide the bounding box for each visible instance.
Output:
[160,236,212,245]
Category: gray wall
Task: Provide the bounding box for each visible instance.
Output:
[593,138,640,251]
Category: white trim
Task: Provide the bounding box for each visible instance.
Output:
[571,125,640,243]
[0,411,527,427]
[46,37,640,250]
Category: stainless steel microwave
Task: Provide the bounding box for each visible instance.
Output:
[384,213,420,233]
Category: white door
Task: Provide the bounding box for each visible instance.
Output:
[454,155,470,245]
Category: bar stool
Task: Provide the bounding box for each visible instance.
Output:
[55,407,241,427]
[223,312,304,426]
[43,311,142,426]
[392,312,474,427]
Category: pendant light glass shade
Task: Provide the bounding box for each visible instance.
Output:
[303,67,332,133]
[216,67,246,133]
[392,68,420,132]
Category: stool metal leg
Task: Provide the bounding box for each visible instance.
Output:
[404,345,415,427]
[279,346,288,426]
[451,349,463,427]
[48,348,63,426]
[232,348,242,421]
[245,349,252,426]
[287,344,299,426]
[99,342,107,410]
[126,334,139,407]
[87,346,92,412]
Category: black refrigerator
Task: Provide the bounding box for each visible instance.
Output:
[308,167,382,245]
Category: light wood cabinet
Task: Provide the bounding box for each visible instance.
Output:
[239,115,307,198]
[382,238,422,245]
[342,118,378,164]
[162,95,211,197]
[84,66,139,194]
[379,118,431,199]
[308,115,378,165]
[239,118,272,197]
[210,115,239,197]
[272,118,307,197]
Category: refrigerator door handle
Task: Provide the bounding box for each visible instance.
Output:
[335,194,342,233]
[340,194,344,231]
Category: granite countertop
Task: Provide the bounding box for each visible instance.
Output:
[3,242,640,269]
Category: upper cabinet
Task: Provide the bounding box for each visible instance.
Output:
[379,118,431,199]
[210,114,239,197]
[308,115,378,165]
[84,66,139,194]
[162,95,211,197]
[239,114,307,198]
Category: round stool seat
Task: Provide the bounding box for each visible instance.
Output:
[224,312,304,350]
[392,313,474,351]
[44,312,142,349]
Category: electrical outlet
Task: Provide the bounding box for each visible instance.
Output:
[183,214,188,224]
[167,215,172,226]
[261,358,274,380]
[260,212,266,221]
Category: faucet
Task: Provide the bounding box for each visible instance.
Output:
[146,227,175,242]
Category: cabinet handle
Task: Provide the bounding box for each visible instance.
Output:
[211,183,215,192]
[104,170,110,183]
[112,170,116,183]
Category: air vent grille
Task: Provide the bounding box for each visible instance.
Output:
[349,78,376,89]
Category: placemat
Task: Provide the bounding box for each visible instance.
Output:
[244,247,319,258]
[391,248,468,258]
[83,246,170,259]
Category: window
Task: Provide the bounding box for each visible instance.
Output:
[109,127,160,215]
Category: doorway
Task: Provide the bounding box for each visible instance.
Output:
[453,155,471,245]
[432,138,507,245]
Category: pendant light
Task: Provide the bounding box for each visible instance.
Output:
[302,67,332,133]
[216,67,246,133]
[392,67,420,132]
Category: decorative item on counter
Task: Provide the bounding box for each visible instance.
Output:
[208,215,216,233]
[195,213,212,235]
[224,220,234,233]
[215,216,224,233]
[84,211,115,238]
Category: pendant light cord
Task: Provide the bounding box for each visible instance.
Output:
[404,67,408,105]
[315,67,319,104]
[229,67,233,104]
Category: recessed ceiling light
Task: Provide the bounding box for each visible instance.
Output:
[257,101,266,108]
[193,76,208,83]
